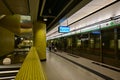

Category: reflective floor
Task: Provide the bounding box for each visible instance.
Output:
[0,50,120,80]
[42,50,120,80]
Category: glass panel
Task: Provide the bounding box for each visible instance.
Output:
[118,40,120,49]
[117,28,120,59]
[90,30,100,57]
[76,34,89,54]
[102,28,116,67]
[102,29,115,58]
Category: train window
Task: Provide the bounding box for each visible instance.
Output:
[110,40,115,49]
[90,38,94,48]
[77,40,81,47]
[89,31,101,57]
[67,37,72,47]
[117,28,120,60]
[90,31,100,49]
[118,40,120,49]
[95,38,100,48]
[118,28,120,49]
[102,29,114,49]
[81,34,89,48]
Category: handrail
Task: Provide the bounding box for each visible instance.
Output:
[15,47,47,80]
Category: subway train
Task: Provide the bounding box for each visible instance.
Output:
[47,21,120,68]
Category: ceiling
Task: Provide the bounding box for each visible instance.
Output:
[47,0,117,35]
[0,0,92,39]
[0,0,29,15]
[46,0,119,40]
[38,0,89,31]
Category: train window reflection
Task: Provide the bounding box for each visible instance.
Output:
[118,40,120,49]
[77,40,81,46]
[110,40,114,49]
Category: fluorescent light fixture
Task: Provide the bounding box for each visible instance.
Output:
[43,18,47,21]
[20,15,31,23]
[0,15,6,20]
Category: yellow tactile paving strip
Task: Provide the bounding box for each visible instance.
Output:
[15,47,47,80]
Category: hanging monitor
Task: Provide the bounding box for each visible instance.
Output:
[58,26,70,33]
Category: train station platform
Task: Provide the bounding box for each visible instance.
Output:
[42,50,120,80]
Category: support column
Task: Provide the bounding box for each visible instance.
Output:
[33,21,46,61]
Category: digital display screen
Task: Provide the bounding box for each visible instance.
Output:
[92,31,100,34]
[58,26,70,33]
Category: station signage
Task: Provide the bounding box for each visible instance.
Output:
[58,26,70,33]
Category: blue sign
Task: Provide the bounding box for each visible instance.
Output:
[58,26,70,33]
[92,31,100,34]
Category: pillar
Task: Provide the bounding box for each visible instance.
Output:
[33,21,46,60]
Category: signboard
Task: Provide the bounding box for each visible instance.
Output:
[92,31,100,34]
[58,26,70,33]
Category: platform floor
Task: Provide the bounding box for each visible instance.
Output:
[42,50,120,80]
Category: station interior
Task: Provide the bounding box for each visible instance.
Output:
[0,0,120,80]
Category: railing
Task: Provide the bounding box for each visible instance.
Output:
[15,47,47,80]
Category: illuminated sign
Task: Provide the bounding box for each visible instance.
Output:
[58,26,70,33]
[92,31,100,34]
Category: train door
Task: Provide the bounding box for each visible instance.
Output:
[90,31,101,61]
[101,28,117,66]
[66,37,72,53]
[80,34,89,53]
[117,28,120,67]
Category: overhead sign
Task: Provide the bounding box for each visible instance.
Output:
[58,26,70,33]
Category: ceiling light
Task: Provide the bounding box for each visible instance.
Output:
[43,18,47,21]
[21,37,24,40]
[20,15,31,23]
[0,15,6,20]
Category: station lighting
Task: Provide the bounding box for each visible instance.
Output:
[47,0,119,40]
[0,14,6,20]
[20,15,31,23]
[43,18,48,21]
[47,15,120,40]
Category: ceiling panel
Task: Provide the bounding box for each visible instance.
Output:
[0,0,11,15]
[4,0,29,15]
[39,0,87,31]
[67,0,116,25]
